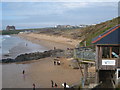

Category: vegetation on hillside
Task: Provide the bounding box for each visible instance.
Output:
[1,30,22,35]
[80,17,119,46]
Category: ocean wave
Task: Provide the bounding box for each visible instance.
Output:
[0,38,5,43]
[2,39,5,41]
[3,35,11,38]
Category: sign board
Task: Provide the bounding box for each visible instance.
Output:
[102,60,115,65]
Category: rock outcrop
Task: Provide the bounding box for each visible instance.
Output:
[1,49,64,63]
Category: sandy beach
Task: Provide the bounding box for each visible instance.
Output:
[2,57,95,88]
[2,33,83,88]
[2,33,95,88]
[2,57,82,88]
[18,33,81,50]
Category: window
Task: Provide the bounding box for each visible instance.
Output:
[112,46,120,58]
[102,46,120,59]
[102,47,110,58]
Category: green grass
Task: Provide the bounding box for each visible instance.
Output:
[1,30,24,35]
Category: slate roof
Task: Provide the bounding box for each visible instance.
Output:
[92,25,120,45]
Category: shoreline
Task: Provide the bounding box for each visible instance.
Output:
[2,35,48,59]
[18,33,81,50]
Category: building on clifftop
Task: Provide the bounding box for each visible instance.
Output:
[6,25,16,30]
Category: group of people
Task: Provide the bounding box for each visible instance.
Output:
[22,70,68,89]
[51,80,68,89]
[54,60,61,65]
[51,80,58,88]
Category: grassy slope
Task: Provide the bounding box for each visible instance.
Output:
[1,30,22,35]
[81,17,119,46]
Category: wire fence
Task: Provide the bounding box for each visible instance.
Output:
[74,47,96,61]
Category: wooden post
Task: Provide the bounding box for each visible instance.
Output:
[99,46,102,60]
[96,70,99,84]
[84,41,86,47]
[84,63,88,84]
[74,48,77,59]
[110,47,112,59]
[95,46,99,84]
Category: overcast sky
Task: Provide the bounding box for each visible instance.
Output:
[1,1,119,30]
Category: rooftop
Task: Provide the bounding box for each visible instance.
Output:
[92,25,120,45]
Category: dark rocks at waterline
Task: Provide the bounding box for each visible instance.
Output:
[0,58,16,63]
[1,49,64,63]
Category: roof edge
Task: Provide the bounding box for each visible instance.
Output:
[92,25,120,44]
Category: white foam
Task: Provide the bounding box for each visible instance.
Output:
[4,35,11,38]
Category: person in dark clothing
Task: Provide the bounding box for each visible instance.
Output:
[58,60,60,65]
[64,82,66,89]
[54,61,56,65]
[54,47,56,50]
[33,83,35,90]
[22,70,25,75]
[51,80,54,87]
[54,83,57,88]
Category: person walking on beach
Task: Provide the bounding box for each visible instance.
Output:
[64,82,66,89]
[33,83,35,90]
[51,80,54,87]
[58,60,60,65]
[54,60,56,65]
[54,47,56,50]
[22,70,25,75]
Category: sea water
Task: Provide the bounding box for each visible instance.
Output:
[0,35,48,59]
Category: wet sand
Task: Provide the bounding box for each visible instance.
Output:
[2,57,81,88]
[2,38,47,59]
